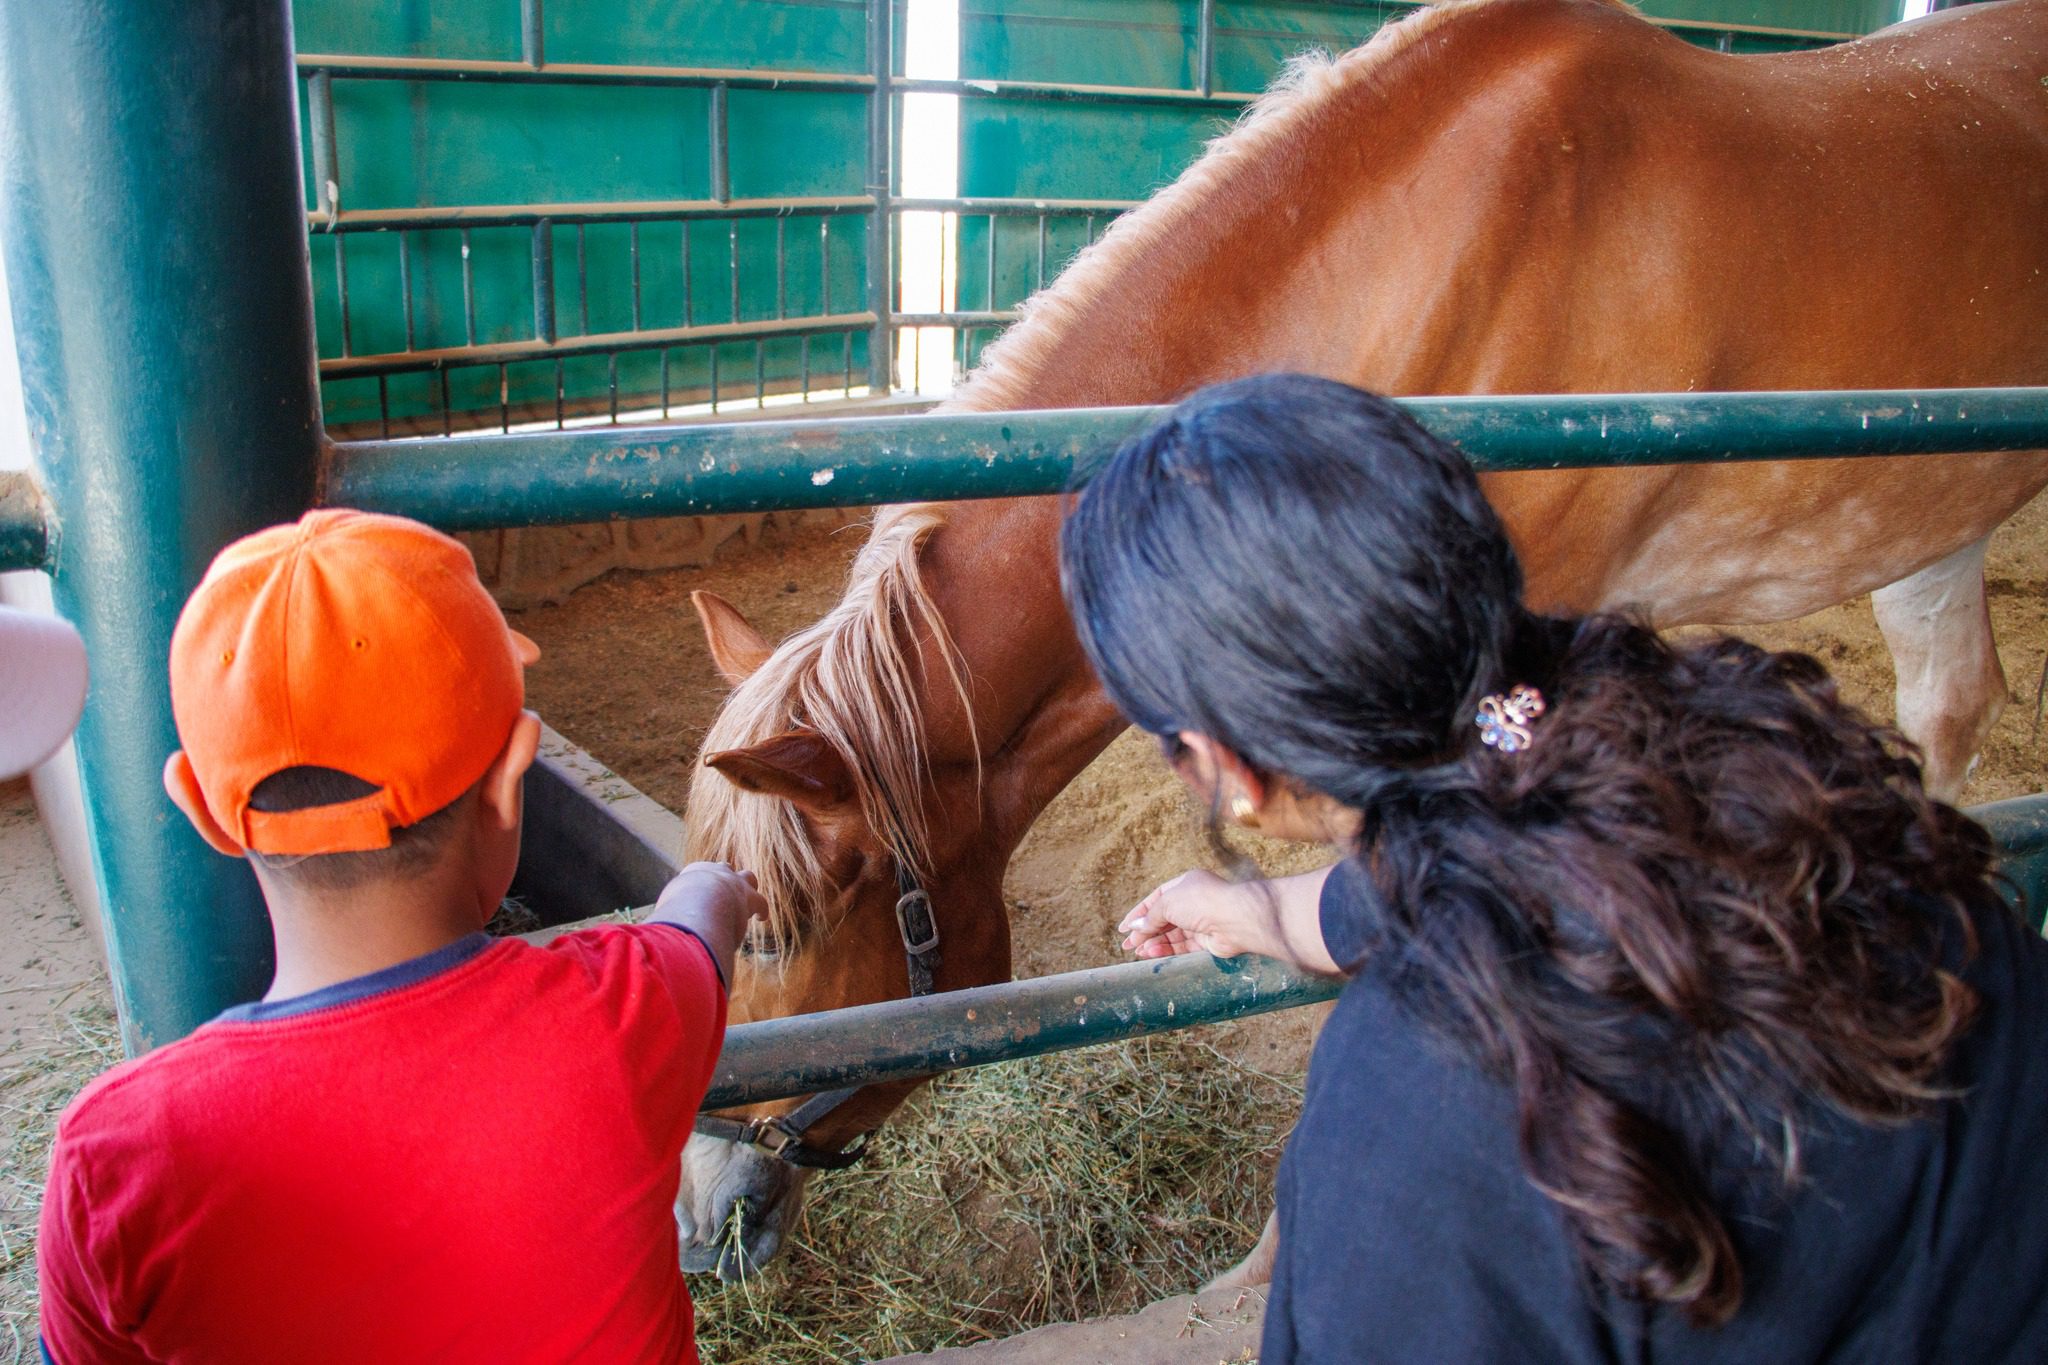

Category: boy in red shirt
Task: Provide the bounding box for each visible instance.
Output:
[37,509,756,1363]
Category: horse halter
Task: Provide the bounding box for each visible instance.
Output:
[690,857,940,1170]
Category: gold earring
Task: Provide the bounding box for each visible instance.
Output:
[1230,795,1259,827]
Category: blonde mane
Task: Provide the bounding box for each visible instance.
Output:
[684,506,975,951]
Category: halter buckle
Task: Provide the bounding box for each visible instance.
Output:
[895,887,940,956]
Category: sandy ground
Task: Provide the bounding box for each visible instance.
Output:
[0,780,115,1360]
[880,1285,1266,1365]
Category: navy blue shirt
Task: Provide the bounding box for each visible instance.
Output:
[1263,860,2048,1364]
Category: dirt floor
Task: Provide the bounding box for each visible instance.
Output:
[0,780,116,1361]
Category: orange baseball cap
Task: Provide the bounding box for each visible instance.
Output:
[167,509,539,856]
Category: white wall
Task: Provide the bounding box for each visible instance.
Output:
[0,243,107,949]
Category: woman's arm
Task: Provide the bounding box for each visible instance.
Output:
[1119,864,1343,975]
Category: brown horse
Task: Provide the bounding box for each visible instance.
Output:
[675,0,2048,1278]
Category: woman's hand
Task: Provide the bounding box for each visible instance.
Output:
[1120,870,1276,960]
[1119,864,1345,976]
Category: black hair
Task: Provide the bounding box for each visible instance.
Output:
[247,766,470,891]
[1059,373,1987,1324]
[1063,372,1536,792]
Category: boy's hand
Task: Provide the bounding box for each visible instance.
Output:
[651,862,767,989]
[658,862,767,927]
[1119,870,1275,961]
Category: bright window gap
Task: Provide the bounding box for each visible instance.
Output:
[897,0,960,396]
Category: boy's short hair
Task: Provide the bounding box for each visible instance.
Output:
[246,766,470,891]
[166,509,538,860]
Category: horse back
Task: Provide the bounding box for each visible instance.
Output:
[1317,0,2048,616]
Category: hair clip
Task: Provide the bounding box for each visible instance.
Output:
[1475,685,1545,754]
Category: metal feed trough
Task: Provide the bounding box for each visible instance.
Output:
[0,0,2038,1112]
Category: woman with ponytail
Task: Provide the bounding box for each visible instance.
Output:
[1060,374,2048,1363]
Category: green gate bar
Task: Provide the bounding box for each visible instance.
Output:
[704,795,2048,1109]
[0,0,323,1051]
[324,386,2048,531]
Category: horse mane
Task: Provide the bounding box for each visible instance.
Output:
[684,506,976,952]
[950,0,1632,411]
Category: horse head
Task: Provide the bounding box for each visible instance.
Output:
[674,511,1024,1279]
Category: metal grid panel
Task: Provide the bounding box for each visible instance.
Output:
[294,0,1906,435]
[296,0,880,437]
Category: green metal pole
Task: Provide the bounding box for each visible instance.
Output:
[0,0,322,1051]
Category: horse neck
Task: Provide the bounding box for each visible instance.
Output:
[908,213,1350,847]
[906,13,1535,846]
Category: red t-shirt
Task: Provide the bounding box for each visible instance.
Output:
[38,923,725,1364]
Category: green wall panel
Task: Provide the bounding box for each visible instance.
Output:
[295,0,874,432]
[1647,1,1901,35]
[296,0,869,72]
[298,0,1910,427]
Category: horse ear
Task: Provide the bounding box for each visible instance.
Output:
[704,730,856,811]
[692,590,773,685]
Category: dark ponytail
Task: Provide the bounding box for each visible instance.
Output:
[1060,374,1986,1325]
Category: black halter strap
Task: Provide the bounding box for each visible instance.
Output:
[691,858,941,1170]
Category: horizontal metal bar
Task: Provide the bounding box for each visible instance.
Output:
[309,195,873,234]
[296,53,872,93]
[892,75,1254,108]
[893,310,1018,328]
[1975,797,2048,935]
[0,470,50,571]
[318,311,874,379]
[696,789,2039,1113]
[702,792,2048,1107]
[893,195,1139,217]
[322,388,2048,531]
[703,952,1338,1109]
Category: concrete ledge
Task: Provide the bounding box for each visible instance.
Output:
[878,1286,1266,1365]
[508,723,683,928]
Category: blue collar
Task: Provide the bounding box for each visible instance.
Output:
[214,933,495,1024]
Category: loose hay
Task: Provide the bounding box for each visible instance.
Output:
[693,1031,1304,1364]
[0,997,118,1364]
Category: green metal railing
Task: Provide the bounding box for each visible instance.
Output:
[0,0,2009,1067]
[1,0,321,1051]
[7,386,2048,574]
[321,387,2048,531]
[704,790,2048,1107]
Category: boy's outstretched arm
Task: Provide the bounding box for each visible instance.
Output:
[648,861,765,988]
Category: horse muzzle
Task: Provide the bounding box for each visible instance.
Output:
[677,1131,812,1281]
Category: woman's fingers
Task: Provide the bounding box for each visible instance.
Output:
[1120,869,1240,959]
[1118,886,1169,936]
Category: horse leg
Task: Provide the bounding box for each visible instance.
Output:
[1205,1210,1282,1293]
[1870,535,2006,804]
